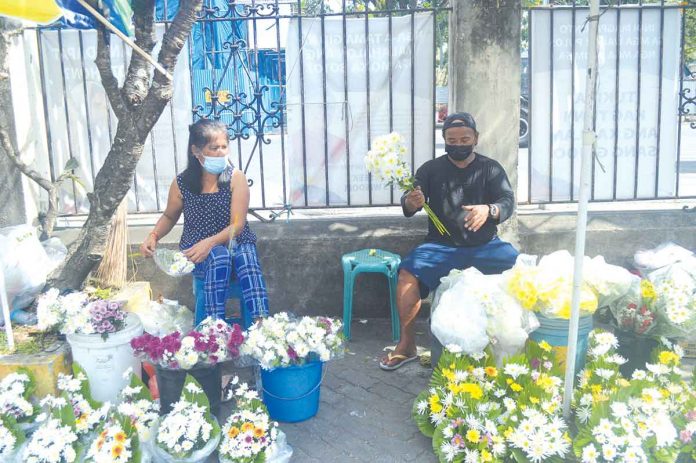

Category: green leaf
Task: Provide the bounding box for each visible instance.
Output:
[64,158,79,171]
[126,371,154,402]
[73,363,103,410]
[181,374,211,410]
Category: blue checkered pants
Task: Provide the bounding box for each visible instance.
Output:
[192,244,269,319]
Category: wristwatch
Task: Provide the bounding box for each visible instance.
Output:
[488,204,499,219]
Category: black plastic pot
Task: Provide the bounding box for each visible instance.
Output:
[155,363,221,416]
[615,331,658,378]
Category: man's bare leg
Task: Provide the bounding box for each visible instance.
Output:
[380,270,421,368]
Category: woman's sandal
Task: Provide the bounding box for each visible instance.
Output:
[379,351,418,371]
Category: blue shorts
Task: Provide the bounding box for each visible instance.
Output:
[399,237,519,298]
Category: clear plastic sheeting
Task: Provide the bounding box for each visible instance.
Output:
[431,267,537,362]
[0,225,52,312]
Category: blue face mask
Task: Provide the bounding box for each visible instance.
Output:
[201,155,227,175]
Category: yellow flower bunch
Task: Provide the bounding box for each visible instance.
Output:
[507,266,539,310]
[658,350,680,366]
[640,279,657,301]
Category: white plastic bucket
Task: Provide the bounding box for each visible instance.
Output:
[67,312,143,402]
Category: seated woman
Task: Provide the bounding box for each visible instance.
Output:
[140,118,269,322]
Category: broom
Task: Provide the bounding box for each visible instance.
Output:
[93,200,128,289]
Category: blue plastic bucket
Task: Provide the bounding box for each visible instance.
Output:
[260,361,323,423]
[529,314,593,373]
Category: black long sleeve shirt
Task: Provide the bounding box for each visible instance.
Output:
[401,153,515,247]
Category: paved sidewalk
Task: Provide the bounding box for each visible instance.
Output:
[222,318,437,463]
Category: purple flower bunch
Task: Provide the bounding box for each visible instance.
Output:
[130,319,244,370]
[88,300,127,340]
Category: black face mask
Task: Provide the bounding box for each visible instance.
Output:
[445,144,474,161]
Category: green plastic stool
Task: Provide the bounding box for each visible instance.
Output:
[342,249,401,342]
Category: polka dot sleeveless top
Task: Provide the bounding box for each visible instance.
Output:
[177,167,257,250]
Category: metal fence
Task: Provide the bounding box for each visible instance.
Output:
[17,1,696,217]
[520,1,696,204]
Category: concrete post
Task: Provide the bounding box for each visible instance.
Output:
[448,0,521,244]
[0,19,27,228]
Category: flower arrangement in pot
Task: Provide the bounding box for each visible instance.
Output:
[117,369,160,447]
[0,368,40,434]
[219,376,282,463]
[152,375,221,463]
[37,288,145,403]
[130,317,244,415]
[20,395,83,463]
[56,364,111,437]
[240,313,344,422]
[84,412,143,463]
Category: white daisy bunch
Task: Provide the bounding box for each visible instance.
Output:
[57,369,111,436]
[153,248,195,277]
[23,415,79,463]
[652,272,696,336]
[289,316,344,362]
[173,335,200,370]
[364,132,410,187]
[84,421,133,463]
[117,370,159,443]
[36,288,63,331]
[0,370,37,422]
[0,415,23,458]
[438,412,507,463]
[155,377,220,460]
[241,313,344,370]
[36,289,90,333]
[507,408,570,462]
[219,377,278,463]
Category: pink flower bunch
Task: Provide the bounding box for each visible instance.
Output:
[130,319,244,370]
[88,300,127,340]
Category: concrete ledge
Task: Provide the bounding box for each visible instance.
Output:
[54,208,696,319]
[0,342,72,397]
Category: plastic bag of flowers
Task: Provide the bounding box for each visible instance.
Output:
[83,412,143,463]
[0,368,40,434]
[117,368,160,448]
[0,414,25,461]
[56,364,111,438]
[219,376,294,463]
[151,375,221,463]
[607,277,659,336]
[646,261,696,339]
[19,395,83,463]
[154,248,195,277]
[240,312,345,370]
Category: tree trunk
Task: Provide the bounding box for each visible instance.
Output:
[48,0,203,289]
[0,19,27,228]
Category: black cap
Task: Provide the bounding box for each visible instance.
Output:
[442,112,477,136]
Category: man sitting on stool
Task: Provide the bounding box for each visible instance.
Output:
[379,112,519,370]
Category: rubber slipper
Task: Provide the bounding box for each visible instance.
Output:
[379,351,418,371]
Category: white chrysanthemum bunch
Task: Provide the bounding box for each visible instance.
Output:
[0,415,22,457]
[0,371,36,422]
[241,313,344,370]
[117,371,159,444]
[364,132,410,186]
[57,371,110,435]
[507,408,570,462]
[156,380,219,459]
[219,377,278,463]
[85,422,133,463]
[23,416,79,463]
[153,248,195,276]
[36,289,92,334]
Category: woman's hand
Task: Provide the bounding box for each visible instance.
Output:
[182,238,215,264]
[140,234,158,257]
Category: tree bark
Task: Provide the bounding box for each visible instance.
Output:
[49,0,203,289]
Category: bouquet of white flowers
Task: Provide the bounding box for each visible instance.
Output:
[0,415,25,460]
[56,365,111,436]
[153,375,220,462]
[647,261,696,339]
[117,370,160,444]
[219,377,279,463]
[84,413,141,463]
[364,132,449,236]
[22,396,82,463]
[154,249,195,277]
[0,369,38,427]
[240,313,344,370]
